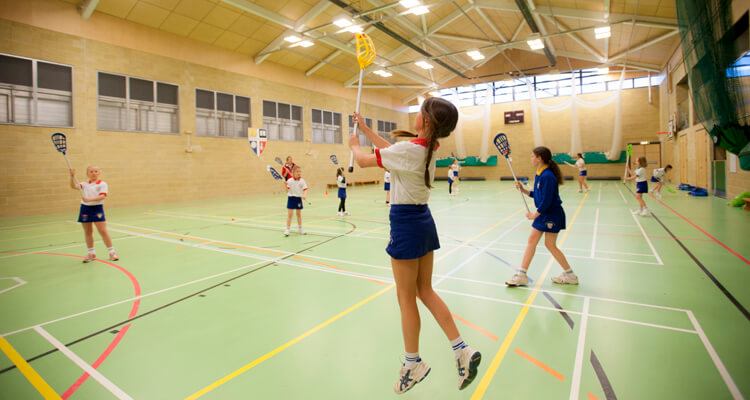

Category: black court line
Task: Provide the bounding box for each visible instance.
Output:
[0,220,358,374]
[590,351,618,400]
[542,291,575,329]
[623,184,750,321]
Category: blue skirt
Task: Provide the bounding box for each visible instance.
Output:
[636,181,648,194]
[532,206,566,233]
[338,188,347,199]
[579,170,587,177]
[287,196,303,210]
[78,204,105,223]
[384,182,390,191]
[387,205,440,259]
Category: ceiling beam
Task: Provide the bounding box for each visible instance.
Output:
[608,30,679,62]
[544,16,605,62]
[306,26,378,76]
[475,7,508,43]
[78,0,99,19]
[254,1,330,64]
[516,0,556,65]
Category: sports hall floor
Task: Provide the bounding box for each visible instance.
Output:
[0,181,748,399]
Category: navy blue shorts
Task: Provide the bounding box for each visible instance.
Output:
[78,204,105,223]
[337,188,347,199]
[448,178,454,184]
[636,181,648,194]
[650,176,661,183]
[579,170,587,177]
[387,205,440,260]
[287,196,303,210]
[384,182,390,191]
[532,207,566,233]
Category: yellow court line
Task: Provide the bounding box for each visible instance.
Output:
[470,192,590,400]
[185,208,524,399]
[0,336,61,399]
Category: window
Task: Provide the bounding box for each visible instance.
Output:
[97,72,178,133]
[263,100,302,141]
[349,115,373,146]
[377,119,397,144]
[312,108,342,144]
[195,89,250,138]
[0,54,72,127]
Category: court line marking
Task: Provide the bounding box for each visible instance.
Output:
[34,326,133,400]
[591,209,599,258]
[686,311,743,400]
[0,335,60,399]
[452,313,498,341]
[0,235,140,260]
[630,212,663,265]
[597,182,602,203]
[616,187,628,204]
[0,277,27,295]
[569,297,590,400]
[515,348,564,381]
[470,192,589,400]
[0,230,80,243]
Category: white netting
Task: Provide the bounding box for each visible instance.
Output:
[451,87,492,161]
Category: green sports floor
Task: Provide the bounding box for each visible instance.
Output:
[0,181,748,400]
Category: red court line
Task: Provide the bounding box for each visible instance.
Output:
[655,199,750,265]
[452,313,498,341]
[588,392,599,400]
[37,253,141,399]
[514,347,565,381]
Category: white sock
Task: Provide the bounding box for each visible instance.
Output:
[517,269,527,275]
[404,352,421,367]
[451,337,468,357]
[564,269,575,275]
[87,248,95,254]
[107,247,115,253]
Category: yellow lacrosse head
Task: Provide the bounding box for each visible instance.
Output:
[355,33,376,69]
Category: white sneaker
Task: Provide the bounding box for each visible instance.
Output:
[505,273,528,287]
[82,253,96,263]
[284,228,290,236]
[640,209,650,216]
[393,361,431,394]
[337,211,343,216]
[631,209,641,215]
[344,211,350,216]
[552,272,579,285]
[108,251,119,261]
[298,226,305,235]
[655,192,662,199]
[578,189,582,193]
[456,347,482,390]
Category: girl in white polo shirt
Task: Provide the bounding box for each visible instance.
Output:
[349,98,481,395]
[70,166,117,263]
[284,165,308,236]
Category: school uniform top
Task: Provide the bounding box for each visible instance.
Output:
[80,180,109,206]
[337,175,347,189]
[375,138,437,205]
[634,167,647,182]
[528,167,566,233]
[575,158,586,172]
[447,167,455,180]
[281,163,296,180]
[286,178,308,197]
[652,168,666,180]
[384,171,391,183]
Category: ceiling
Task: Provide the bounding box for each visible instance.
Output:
[61,0,680,104]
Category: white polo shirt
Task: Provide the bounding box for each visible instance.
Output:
[80,180,108,206]
[286,178,308,197]
[337,175,346,188]
[375,138,437,205]
[634,167,647,182]
[575,158,586,172]
[384,171,391,183]
[653,168,666,180]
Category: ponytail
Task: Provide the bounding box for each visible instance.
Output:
[548,160,564,185]
[424,135,438,188]
[417,97,459,189]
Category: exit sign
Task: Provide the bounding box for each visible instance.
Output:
[504,110,524,124]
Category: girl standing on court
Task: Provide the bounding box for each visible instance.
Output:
[505,147,578,287]
[384,169,391,205]
[572,153,590,193]
[626,156,649,216]
[448,159,460,196]
[70,166,118,263]
[281,156,296,181]
[284,165,308,236]
[349,99,481,395]
[336,167,349,216]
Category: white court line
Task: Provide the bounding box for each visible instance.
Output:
[0,277,26,295]
[34,326,134,400]
[686,311,743,399]
[617,186,628,204]
[569,297,590,400]
[148,212,343,237]
[597,182,602,203]
[589,313,697,334]
[0,235,140,260]
[591,208,600,258]
[630,212,664,265]
[0,229,80,243]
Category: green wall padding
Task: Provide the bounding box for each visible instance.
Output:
[436,155,497,167]
[552,151,627,164]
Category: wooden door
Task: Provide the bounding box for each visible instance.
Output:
[680,135,688,183]
[695,129,709,188]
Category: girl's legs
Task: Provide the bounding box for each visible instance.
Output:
[391,258,421,354]
[582,176,589,190]
[94,221,117,259]
[386,191,390,204]
[286,209,293,229]
[577,176,584,192]
[341,198,346,213]
[506,228,543,286]
[338,198,344,212]
[448,180,453,195]
[82,223,95,262]
[295,209,302,229]
[545,232,579,284]
[414,251,459,340]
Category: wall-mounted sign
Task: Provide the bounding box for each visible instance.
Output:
[504,110,524,124]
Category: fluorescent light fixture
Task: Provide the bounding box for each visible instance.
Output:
[597,67,610,75]
[333,17,354,28]
[595,26,611,39]
[296,40,314,48]
[429,91,440,97]
[415,60,433,69]
[409,5,429,15]
[467,50,485,61]
[346,25,364,33]
[373,69,393,77]
[399,0,421,7]
[284,35,302,43]
[527,38,544,50]
[640,141,649,145]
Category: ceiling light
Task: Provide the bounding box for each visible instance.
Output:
[415,60,433,69]
[640,141,649,145]
[400,0,421,7]
[409,5,429,15]
[467,50,485,61]
[284,35,302,43]
[595,26,611,39]
[333,17,354,28]
[373,69,393,77]
[527,37,544,50]
[296,40,314,48]
[429,91,440,97]
[597,67,610,75]
[346,25,364,33]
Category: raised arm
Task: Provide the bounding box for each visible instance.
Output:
[69,169,81,190]
[353,113,391,149]
[349,134,379,168]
